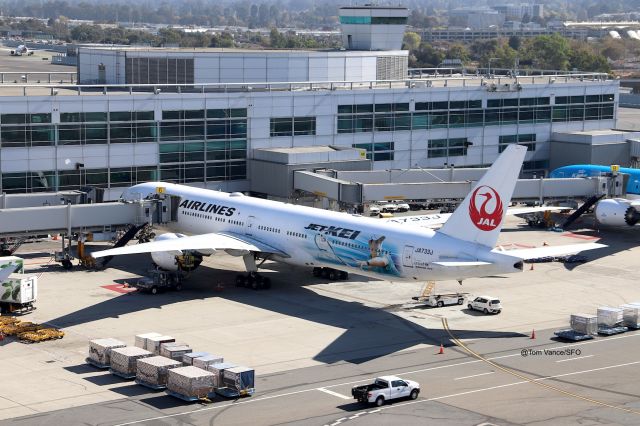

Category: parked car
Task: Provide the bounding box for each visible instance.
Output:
[352,376,420,406]
[467,296,502,314]
[369,205,381,216]
[394,202,410,212]
[381,203,398,213]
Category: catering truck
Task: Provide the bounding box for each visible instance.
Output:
[0,256,37,314]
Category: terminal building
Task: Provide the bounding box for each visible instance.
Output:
[0,5,623,201]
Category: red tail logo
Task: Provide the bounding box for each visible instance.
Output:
[469,185,503,231]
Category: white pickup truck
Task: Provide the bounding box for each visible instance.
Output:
[352,376,420,406]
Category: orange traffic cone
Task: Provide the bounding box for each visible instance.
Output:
[531,329,536,339]
[437,344,444,355]
[529,263,534,271]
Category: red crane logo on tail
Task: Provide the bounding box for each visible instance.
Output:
[469,185,503,231]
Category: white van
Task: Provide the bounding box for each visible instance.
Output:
[468,296,502,314]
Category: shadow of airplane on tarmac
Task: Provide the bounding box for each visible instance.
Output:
[45,252,526,364]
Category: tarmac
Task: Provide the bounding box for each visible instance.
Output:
[1,213,640,425]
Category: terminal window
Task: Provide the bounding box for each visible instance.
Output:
[270,117,316,137]
[352,142,395,161]
[427,138,469,159]
[499,134,536,152]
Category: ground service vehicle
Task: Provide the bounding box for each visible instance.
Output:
[352,376,420,406]
[422,293,468,307]
[468,296,502,314]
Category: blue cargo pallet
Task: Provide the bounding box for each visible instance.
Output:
[109,369,136,380]
[598,326,628,336]
[165,389,205,402]
[85,358,110,369]
[215,387,255,398]
[135,379,166,390]
[554,329,594,341]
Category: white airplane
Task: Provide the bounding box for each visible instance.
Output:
[9,45,33,56]
[92,145,605,288]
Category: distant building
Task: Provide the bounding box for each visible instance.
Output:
[449,8,505,30]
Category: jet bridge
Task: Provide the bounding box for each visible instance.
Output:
[0,192,180,267]
[293,169,627,205]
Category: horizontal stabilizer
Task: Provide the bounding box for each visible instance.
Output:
[495,243,606,260]
[433,261,493,267]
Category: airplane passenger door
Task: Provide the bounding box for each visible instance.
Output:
[245,216,256,237]
[403,245,414,268]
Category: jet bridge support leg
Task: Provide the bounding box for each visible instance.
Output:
[235,253,271,291]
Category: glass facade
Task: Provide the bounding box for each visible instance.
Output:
[427,138,470,158]
[499,134,536,152]
[337,95,614,133]
[270,116,316,137]
[352,142,395,161]
[339,16,408,25]
[0,108,248,193]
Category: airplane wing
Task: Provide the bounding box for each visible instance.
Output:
[91,232,289,258]
[383,206,571,229]
[493,243,606,260]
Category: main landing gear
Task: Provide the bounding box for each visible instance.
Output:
[312,267,349,281]
[235,272,272,290]
[235,253,272,290]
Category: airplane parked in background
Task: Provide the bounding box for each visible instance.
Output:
[551,164,640,227]
[92,145,604,289]
[9,45,33,56]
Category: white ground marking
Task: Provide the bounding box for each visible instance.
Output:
[454,372,495,381]
[317,388,351,400]
[556,355,595,363]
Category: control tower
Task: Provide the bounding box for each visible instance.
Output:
[339,4,409,50]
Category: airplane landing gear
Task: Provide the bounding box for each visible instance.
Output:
[235,272,271,290]
[313,267,348,281]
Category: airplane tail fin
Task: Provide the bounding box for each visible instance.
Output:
[437,144,527,248]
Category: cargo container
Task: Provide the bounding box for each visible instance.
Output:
[206,362,238,389]
[110,346,153,379]
[160,343,192,361]
[217,366,255,397]
[182,352,210,365]
[193,354,224,370]
[87,338,126,368]
[0,274,37,314]
[620,304,640,329]
[146,335,175,355]
[570,313,598,335]
[134,332,162,350]
[597,307,623,328]
[136,356,182,389]
[166,366,215,401]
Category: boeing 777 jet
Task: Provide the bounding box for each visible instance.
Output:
[92,145,604,289]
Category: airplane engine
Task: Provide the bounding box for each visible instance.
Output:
[594,199,640,227]
[150,233,203,272]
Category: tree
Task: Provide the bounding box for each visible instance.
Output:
[402,32,421,51]
[445,43,470,64]
[569,46,611,73]
[522,34,571,70]
[508,35,521,51]
[414,42,445,68]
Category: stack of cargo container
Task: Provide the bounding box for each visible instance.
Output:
[160,343,192,361]
[620,304,640,329]
[555,313,598,341]
[192,354,224,370]
[134,332,162,350]
[218,366,256,397]
[136,356,182,389]
[166,366,215,401]
[207,362,238,389]
[597,307,627,335]
[87,338,126,368]
[110,346,153,379]
[182,352,210,366]
[146,335,176,355]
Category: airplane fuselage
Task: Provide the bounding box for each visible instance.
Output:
[124,183,522,282]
